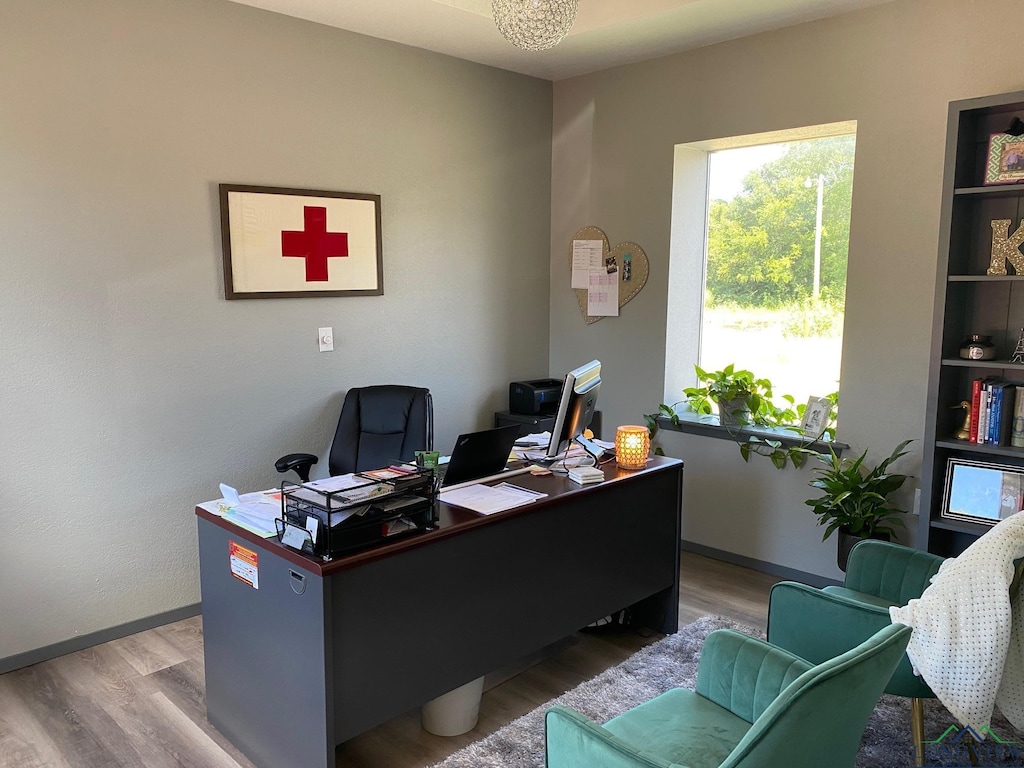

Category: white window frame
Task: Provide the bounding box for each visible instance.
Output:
[664,120,858,408]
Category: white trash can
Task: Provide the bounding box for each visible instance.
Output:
[421,676,485,736]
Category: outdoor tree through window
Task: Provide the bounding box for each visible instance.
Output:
[699,134,855,409]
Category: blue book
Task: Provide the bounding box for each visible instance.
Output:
[991,385,1003,444]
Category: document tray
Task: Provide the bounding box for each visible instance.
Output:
[277,470,436,560]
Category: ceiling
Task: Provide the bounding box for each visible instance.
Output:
[225,0,894,80]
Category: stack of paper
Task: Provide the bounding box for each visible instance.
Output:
[197,483,281,537]
[440,482,547,515]
[568,466,605,485]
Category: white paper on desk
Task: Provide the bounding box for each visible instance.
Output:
[571,239,603,289]
[223,509,277,537]
[519,443,587,463]
[515,431,551,447]
[588,268,619,316]
[328,505,372,526]
[211,484,279,532]
[305,474,365,493]
[439,484,541,515]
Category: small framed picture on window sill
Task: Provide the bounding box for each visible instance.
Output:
[801,397,832,438]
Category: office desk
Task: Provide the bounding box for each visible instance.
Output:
[195,456,683,768]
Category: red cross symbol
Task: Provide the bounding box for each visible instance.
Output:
[281,206,349,282]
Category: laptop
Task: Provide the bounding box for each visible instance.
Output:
[440,424,523,487]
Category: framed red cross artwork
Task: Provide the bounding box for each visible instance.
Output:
[219,184,383,299]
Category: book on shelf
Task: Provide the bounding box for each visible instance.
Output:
[1014,386,1024,448]
[977,381,990,443]
[991,382,1014,445]
[967,377,1024,446]
[969,378,981,442]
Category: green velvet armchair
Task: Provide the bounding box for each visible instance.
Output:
[768,538,1024,767]
[767,539,944,766]
[545,623,911,768]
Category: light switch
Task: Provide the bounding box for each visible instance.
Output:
[318,327,334,352]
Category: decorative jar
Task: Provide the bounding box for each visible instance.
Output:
[959,334,995,360]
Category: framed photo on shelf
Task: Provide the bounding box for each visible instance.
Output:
[219,184,383,299]
[984,133,1024,185]
[941,457,1024,525]
[800,396,832,438]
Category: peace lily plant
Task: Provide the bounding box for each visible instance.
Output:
[805,439,912,542]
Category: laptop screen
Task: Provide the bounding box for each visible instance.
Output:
[441,424,522,487]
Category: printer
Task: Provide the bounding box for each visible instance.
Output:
[509,378,563,415]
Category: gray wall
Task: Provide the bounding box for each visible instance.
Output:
[549,0,1022,579]
[0,0,552,660]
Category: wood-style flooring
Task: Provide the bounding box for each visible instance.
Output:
[0,553,778,768]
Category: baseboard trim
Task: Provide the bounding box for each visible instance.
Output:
[682,540,841,589]
[0,603,202,675]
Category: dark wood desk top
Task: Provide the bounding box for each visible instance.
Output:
[195,456,683,577]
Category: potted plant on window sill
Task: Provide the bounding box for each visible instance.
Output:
[683,364,775,429]
[647,364,837,469]
[805,439,913,571]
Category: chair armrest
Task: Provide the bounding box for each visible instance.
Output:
[767,581,892,665]
[545,706,679,768]
[275,453,319,483]
[694,629,811,724]
[844,540,944,604]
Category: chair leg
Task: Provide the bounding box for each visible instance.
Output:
[911,698,925,767]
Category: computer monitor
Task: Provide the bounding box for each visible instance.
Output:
[544,359,604,463]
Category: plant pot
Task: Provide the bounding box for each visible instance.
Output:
[836,526,891,572]
[717,397,749,429]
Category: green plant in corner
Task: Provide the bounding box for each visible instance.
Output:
[805,439,913,542]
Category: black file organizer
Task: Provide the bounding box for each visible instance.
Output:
[276,469,437,560]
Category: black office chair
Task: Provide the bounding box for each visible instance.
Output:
[276,385,433,482]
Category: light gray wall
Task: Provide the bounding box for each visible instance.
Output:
[550,0,1022,578]
[0,0,552,660]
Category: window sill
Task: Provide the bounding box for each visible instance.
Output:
[655,412,847,457]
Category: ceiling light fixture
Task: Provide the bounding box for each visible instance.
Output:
[491,0,578,51]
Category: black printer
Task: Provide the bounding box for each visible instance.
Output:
[509,378,563,415]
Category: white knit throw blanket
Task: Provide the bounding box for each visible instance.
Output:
[889,511,1024,731]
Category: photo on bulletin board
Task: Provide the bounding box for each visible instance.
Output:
[220,184,383,299]
[941,457,1024,525]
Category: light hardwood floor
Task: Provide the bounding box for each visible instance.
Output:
[0,553,778,768]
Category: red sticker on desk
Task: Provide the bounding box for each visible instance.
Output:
[229,541,259,589]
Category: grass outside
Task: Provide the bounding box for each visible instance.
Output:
[695,304,844,412]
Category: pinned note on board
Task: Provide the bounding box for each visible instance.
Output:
[569,226,648,324]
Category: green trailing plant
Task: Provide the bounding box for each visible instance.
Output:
[644,364,838,469]
[682,364,775,425]
[805,439,912,542]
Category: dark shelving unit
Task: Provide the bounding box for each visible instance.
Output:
[919,90,1024,558]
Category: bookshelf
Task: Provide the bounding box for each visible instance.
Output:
[919,90,1024,557]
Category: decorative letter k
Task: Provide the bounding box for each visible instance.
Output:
[987,219,1024,275]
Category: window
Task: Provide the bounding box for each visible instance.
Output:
[666,124,856,418]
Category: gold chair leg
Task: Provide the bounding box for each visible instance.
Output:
[911,698,925,767]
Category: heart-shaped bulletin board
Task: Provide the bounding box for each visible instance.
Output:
[570,226,649,325]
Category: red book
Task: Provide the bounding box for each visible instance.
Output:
[969,378,982,443]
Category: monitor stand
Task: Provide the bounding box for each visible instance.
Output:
[534,436,609,469]
[575,435,609,463]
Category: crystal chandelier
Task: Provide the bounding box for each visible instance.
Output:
[491,0,579,51]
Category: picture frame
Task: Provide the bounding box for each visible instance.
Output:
[800,396,831,438]
[984,133,1024,185]
[219,184,383,299]
[941,457,1024,525]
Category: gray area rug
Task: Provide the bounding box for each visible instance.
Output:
[429,615,1024,768]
